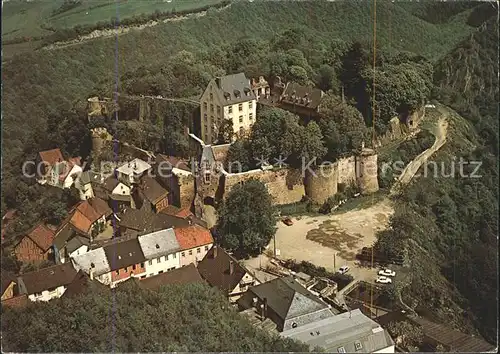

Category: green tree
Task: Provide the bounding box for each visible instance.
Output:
[43,201,68,225]
[216,119,234,144]
[1,282,308,352]
[216,179,276,257]
[225,139,251,172]
[387,321,424,351]
[316,64,339,93]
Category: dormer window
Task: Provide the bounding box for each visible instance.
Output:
[233,89,240,98]
[204,171,210,184]
[210,93,213,101]
[223,92,230,100]
[244,87,251,96]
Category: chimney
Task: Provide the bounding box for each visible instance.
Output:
[89,268,94,280]
[260,297,268,319]
[213,245,218,258]
[229,260,234,275]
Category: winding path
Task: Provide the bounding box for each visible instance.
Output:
[390,110,449,196]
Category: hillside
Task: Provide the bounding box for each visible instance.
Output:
[376,13,498,344]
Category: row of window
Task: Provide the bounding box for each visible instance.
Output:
[203,101,253,114]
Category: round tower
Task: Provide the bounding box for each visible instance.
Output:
[356,147,379,195]
[91,127,112,156]
[304,163,338,205]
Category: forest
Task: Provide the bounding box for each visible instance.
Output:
[1,0,497,346]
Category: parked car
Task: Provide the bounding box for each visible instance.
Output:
[338,265,350,274]
[378,269,396,277]
[282,217,293,226]
[375,276,392,284]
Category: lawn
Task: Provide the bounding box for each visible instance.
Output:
[2,0,226,41]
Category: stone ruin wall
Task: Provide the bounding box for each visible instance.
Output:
[336,156,357,187]
[223,168,305,206]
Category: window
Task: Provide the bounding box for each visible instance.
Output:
[249,113,253,120]
[182,252,185,257]
[205,245,209,251]
[217,105,221,115]
[204,113,207,121]
[203,102,207,110]
[157,258,161,264]
[115,270,119,275]
[209,93,213,101]
[210,104,214,113]
[337,347,346,353]
[239,116,243,123]
[204,172,211,184]
[189,250,193,255]
[173,253,176,258]
[249,101,253,109]
[168,267,176,271]
[228,106,232,114]
[132,264,136,270]
[238,103,243,111]
[166,254,169,261]
[354,342,363,351]
[34,292,42,297]
[140,263,144,268]
[197,248,201,253]
[159,270,164,274]
[140,275,146,279]
[148,260,152,266]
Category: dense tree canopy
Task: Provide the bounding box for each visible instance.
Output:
[216,179,276,257]
[1,282,308,352]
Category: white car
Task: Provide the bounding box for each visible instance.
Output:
[378,269,396,277]
[375,276,392,284]
[338,266,350,274]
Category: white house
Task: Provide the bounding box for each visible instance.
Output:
[75,171,104,200]
[138,228,181,277]
[116,158,152,185]
[281,308,395,353]
[200,73,257,144]
[17,263,79,302]
[37,148,82,189]
[71,247,113,286]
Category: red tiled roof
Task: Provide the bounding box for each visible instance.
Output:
[176,208,193,219]
[39,148,64,166]
[76,201,102,224]
[26,223,55,252]
[1,294,29,309]
[58,157,82,182]
[174,225,213,250]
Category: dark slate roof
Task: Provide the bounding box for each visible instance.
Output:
[88,197,112,218]
[18,263,78,295]
[103,238,145,271]
[118,207,190,233]
[1,271,17,295]
[281,82,324,110]
[66,235,90,254]
[197,246,248,294]
[79,171,92,185]
[140,175,168,204]
[62,270,108,298]
[156,154,191,172]
[138,264,204,290]
[211,73,256,105]
[248,276,329,322]
[102,176,120,192]
[53,222,78,250]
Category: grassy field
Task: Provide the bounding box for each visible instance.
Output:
[2,0,226,41]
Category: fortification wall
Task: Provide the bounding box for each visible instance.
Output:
[304,163,338,205]
[336,156,357,187]
[356,150,379,195]
[223,168,304,205]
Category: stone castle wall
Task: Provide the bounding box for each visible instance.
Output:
[223,168,305,205]
[304,163,338,205]
[356,150,379,195]
[336,156,357,187]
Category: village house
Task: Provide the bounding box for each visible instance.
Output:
[14,223,56,263]
[174,224,213,267]
[155,154,195,210]
[197,246,258,302]
[251,76,271,100]
[36,148,83,189]
[117,205,191,235]
[200,73,257,143]
[278,82,325,119]
[160,206,208,229]
[71,247,112,286]
[116,158,152,185]
[137,228,181,278]
[132,175,169,213]
[134,263,204,290]
[16,262,78,302]
[74,170,105,200]
[93,175,134,212]
[62,270,108,298]
[53,198,112,263]
[102,238,146,287]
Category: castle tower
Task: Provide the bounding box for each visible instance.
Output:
[91,127,112,157]
[304,163,339,205]
[356,147,379,195]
